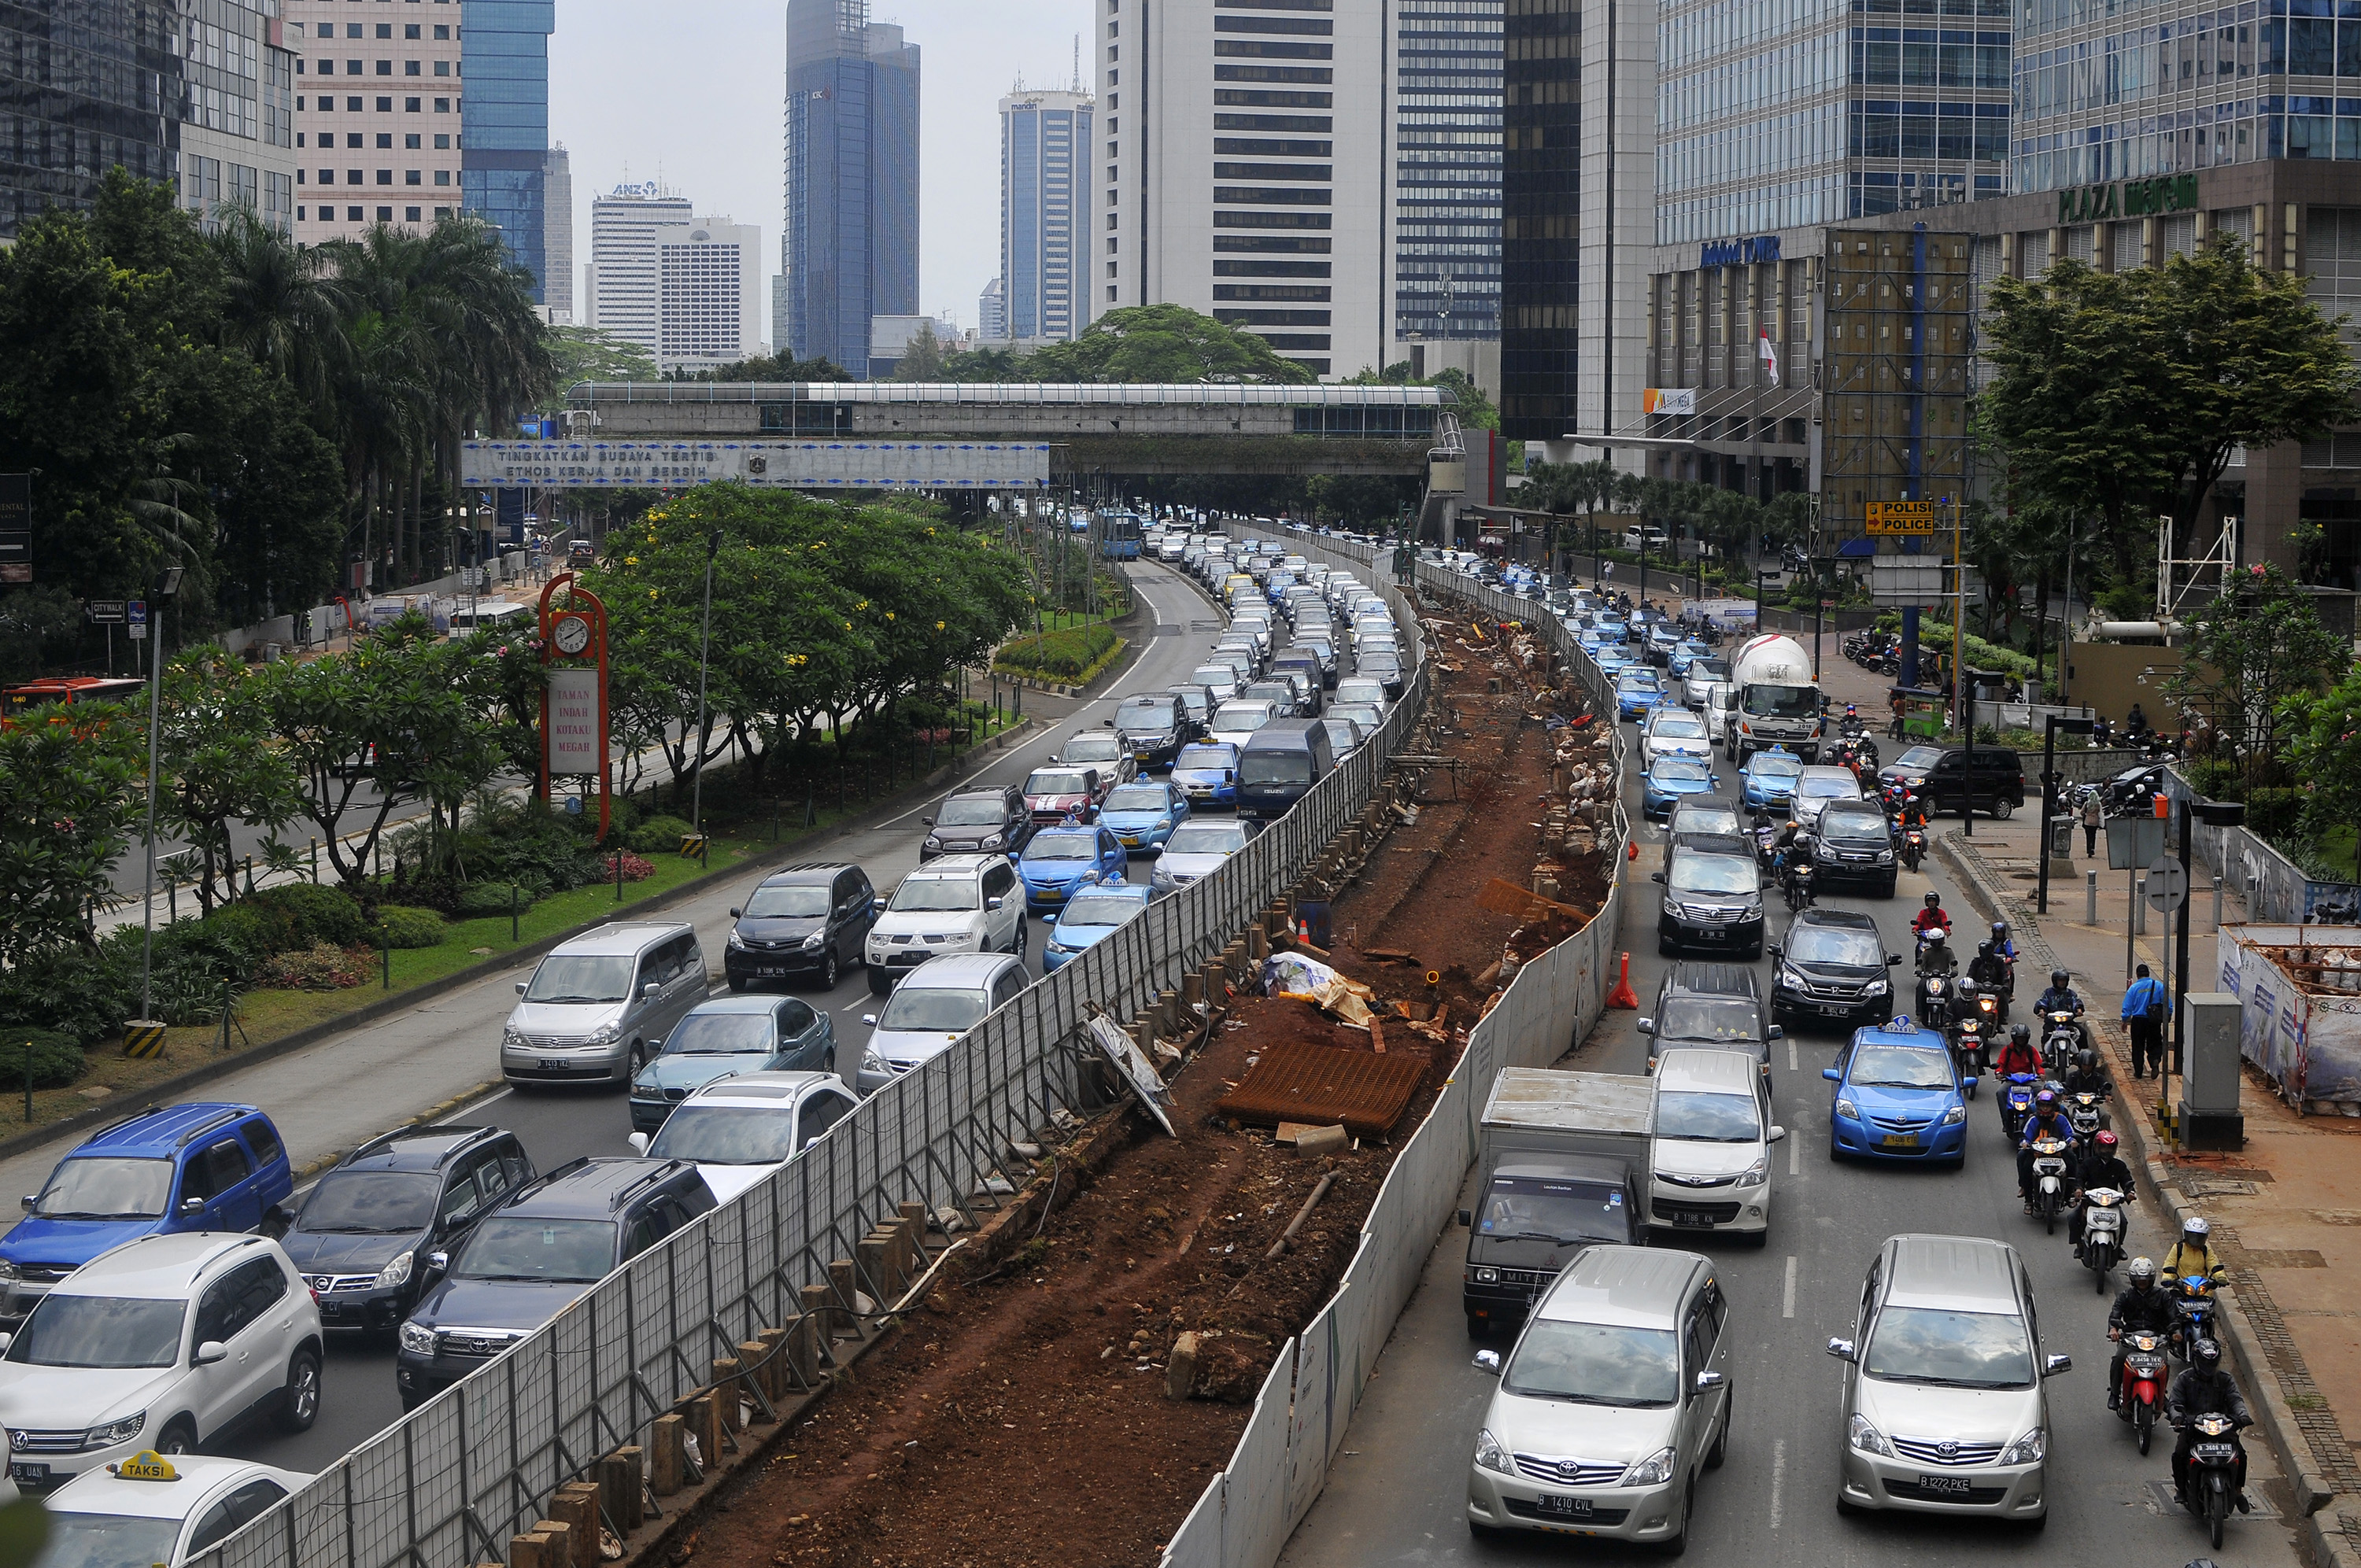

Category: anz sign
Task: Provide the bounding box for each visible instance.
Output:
[1700,235,1782,268]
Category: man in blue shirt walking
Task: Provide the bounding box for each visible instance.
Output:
[2123,962,2171,1079]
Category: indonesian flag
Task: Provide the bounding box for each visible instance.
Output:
[1758,329,1780,387]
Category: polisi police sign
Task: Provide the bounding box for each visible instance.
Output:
[1701,235,1782,268]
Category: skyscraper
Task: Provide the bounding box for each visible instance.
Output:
[1389,0,1502,377]
[978,276,1008,340]
[782,0,920,375]
[542,146,574,324]
[1,6,181,236]
[656,218,764,370]
[1498,0,1580,445]
[587,183,694,355]
[1001,88,1093,343]
[286,0,464,242]
[462,0,558,303]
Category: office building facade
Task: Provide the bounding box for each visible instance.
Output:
[541,144,572,323]
[461,0,556,303]
[782,0,920,375]
[286,0,463,238]
[1389,0,1502,388]
[978,275,1008,338]
[1500,0,1579,442]
[585,183,693,355]
[1001,88,1093,343]
[655,218,763,371]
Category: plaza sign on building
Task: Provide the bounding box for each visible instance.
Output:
[2056,173,2198,224]
[460,440,1052,490]
[1699,235,1782,268]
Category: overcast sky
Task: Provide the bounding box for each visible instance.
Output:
[549,0,1095,336]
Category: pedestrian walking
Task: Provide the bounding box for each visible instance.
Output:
[2081,790,2104,856]
[2123,962,2171,1079]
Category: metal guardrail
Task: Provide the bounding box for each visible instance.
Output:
[198,534,1432,1568]
[1159,562,1631,1568]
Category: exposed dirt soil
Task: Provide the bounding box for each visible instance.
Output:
[693,600,1598,1568]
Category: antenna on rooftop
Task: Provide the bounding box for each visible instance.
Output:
[1073,34,1082,93]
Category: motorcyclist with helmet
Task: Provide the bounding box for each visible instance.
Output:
[1993,1023,2041,1079]
[1968,939,2012,1005]
[2107,1257,2176,1410]
[2035,966,2089,1053]
[1990,920,2018,961]
[2063,1046,2114,1103]
[2167,1337,2253,1512]
[2162,1215,2227,1286]
[1911,891,1953,940]
[2016,1088,2075,1210]
[2070,1128,2137,1256]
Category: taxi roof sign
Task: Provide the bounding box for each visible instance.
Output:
[110,1450,180,1481]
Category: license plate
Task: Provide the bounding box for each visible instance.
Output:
[538,1060,570,1072]
[757,968,786,977]
[9,1463,45,1485]
[1535,1494,1594,1518]
[1880,1134,1919,1149]
[1916,1474,1971,1496]
[1119,836,1140,847]
[1668,1210,1716,1228]
[1690,929,1724,942]
[1819,1003,1853,1016]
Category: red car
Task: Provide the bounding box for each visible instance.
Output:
[1022,766,1105,824]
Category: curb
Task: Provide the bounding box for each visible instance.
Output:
[0,720,1038,1171]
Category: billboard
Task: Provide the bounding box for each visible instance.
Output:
[460,440,1053,490]
[1642,389,1697,416]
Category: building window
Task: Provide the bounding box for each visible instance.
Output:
[345,24,360,38]
[404,24,420,39]
[297,205,307,220]
[404,133,421,149]
[345,96,362,111]
[434,98,450,112]
[346,168,362,183]
[376,169,393,185]
[405,60,421,76]
[434,61,450,76]
[376,60,393,76]
[377,206,393,220]
[345,58,360,73]
[434,170,451,186]
[405,169,422,185]
[347,205,364,220]
[434,206,451,218]
[433,133,449,149]
[376,133,392,148]
[406,97,421,111]
[434,24,450,39]
[406,205,422,221]
[375,23,392,39]
[376,96,392,111]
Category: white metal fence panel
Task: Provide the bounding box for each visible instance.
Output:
[1220,1344,1299,1568]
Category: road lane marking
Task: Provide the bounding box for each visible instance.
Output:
[1789,1131,1801,1177]
[1788,1039,1798,1072]
[1770,1437,1786,1530]
[1783,1255,1798,1319]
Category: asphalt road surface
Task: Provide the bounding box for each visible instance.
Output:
[1274,699,2304,1568]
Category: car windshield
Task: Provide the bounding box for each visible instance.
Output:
[1064,736,1121,762]
[877,987,992,1032]
[1241,749,1311,787]
[1656,1090,1761,1142]
[1336,682,1384,705]
[1894,746,1946,769]
[32,1157,172,1219]
[1477,1175,1628,1245]
[525,954,634,1005]
[1749,754,1803,779]
[1214,704,1275,734]
[1505,1322,1679,1407]
[1657,998,1761,1042]
[646,1106,799,1166]
[1668,806,1743,836]
[1787,923,1884,967]
[454,1217,616,1283]
[1331,705,1382,729]
[300,1171,439,1233]
[1105,785,1169,812]
[743,883,832,917]
[1167,822,1248,855]
[35,1512,182,1568]
[1116,701,1177,729]
[1653,761,1712,785]
[1799,776,1859,799]
[1864,1306,2035,1389]
[887,876,977,913]
[934,797,1006,828]
[1192,666,1236,688]
[1026,770,1091,795]
[1618,673,1661,692]
[1820,808,1890,841]
[662,1013,777,1055]
[8,1295,184,1369]
[1667,854,1755,895]
[1745,683,1819,718]
[1849,1045,1957,1089]
[1027,835,1096,861]
[1174,745,1236,773]
[1061,894,1146,932]
[1652,714,1706,739]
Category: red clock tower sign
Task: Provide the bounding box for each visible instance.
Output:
[538,573,612,837]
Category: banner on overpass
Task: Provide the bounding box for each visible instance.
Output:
[460,440,1053,490]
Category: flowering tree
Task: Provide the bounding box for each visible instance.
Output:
[0,701,146,960]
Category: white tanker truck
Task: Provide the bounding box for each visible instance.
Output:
[1729,633,1825,762]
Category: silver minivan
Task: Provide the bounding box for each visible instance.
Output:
[1467,1246,1730,1552]
[501,921,711,1086]
[1826,1234,2066,1524]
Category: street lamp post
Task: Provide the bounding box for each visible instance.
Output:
[2035,713,2095,913]
[137,566,185,1021]
[688,530,722,861]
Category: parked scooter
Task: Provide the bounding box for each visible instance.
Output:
[2116,1327,2171,1454]
[2079,1186,2130,1292]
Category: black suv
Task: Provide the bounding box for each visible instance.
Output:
[1639,962,1776,1073]
[394,1157,715,1410]
[283,1125,534,1335]
[725,862,876,991]
[1809,801,1900,897]
[1881,745,2025,819]
[1769,908,1901,1029]
[920,784,1031,861]
[1652,844,1766,958]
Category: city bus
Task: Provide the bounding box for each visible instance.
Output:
[1099,511,1144,560]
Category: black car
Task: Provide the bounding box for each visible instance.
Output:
[724,862,877,991]
[394,1157,715,1410]
[283,1125,534,1336]
[1652,846,1766,958]
[1809,802,1901,896]
[1113,694,1193,769]
[1769,907,1901,1029]
[1638,962,1775,1073]
[1879,744,2025,819]
[920,784,1032,861]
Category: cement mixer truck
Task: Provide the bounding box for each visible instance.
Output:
[1729,633,1824,763]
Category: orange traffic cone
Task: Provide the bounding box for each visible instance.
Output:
[1627,841,1639,861]
[1607,951,1640,1009]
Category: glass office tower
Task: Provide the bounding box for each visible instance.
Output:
[1000,89,1092,343]
[1393,0,1502,346]
[463,0,556,303]
[2,4,183,237]
[1501,0,1579,441]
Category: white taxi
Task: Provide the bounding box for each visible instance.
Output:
[40,1451,308,1565]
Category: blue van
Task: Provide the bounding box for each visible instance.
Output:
[0,1103,296,1325]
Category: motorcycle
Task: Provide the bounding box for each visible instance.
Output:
[1782,859,1816,912]
[2066,1090,2107,1174]
[1917,970,1953,1029]
[2078,1185,2130,1291]
[1950,1013,1986,1098]
[2041,1009,2083,1077]
[1915,927,1956,975]
[2171,1275,2220,1360]
[2180,1410,2245,1549]
[2117,1327,2170,1453]
[2000,1072,2039,1142]
[2027,1135,2072,1234]
[1896,821,1927,873]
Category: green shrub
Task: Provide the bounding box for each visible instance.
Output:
[0,1028,87,1090]
[2182,757,2243,802]
[0,947,135,1048]
[2247,787,2307,843]
[201,903,286,967]
[246,884,368,950]
[994,623,1118,679]
[626,814,698,854]
[255,942,374,991]
[375,906,449,949]
[456,881,537,917]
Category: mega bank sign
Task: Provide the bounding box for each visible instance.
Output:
[2056,173,2199,224]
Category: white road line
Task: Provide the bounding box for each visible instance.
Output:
[1770,1437,1786,1530]
[1787,1039,1798,1072]
[1789,1131,1801,1177]
[1783,1255,1798,1319]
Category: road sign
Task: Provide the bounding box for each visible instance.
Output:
[84,600,126,625]
[2146,857,2187,913]
[1866,500,1941,535]
[127,600,147,641]
[1871,561,1945,603]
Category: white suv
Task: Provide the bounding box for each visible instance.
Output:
[864,854,1025,995]
[0,1233,322,1489]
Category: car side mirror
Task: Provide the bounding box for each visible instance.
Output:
[194,1339,229,1366]
[1650,871,1665,884]
[804,1136,824,1153]
[987,896,1004,911]
[0,1334,11,1353]
[1826,1337,1857,1362]
[1457,1208,1473,1227]
[17,1196,31,1213]
[1765,1024,1784,1041]
[1887,954,1902,966]
[1823,1067,1842,1083]
[861,1013,878,1027]
[922,817,934,826]
[1472,1349,1502,1375]
[181,1197,205,1216]
[1767,945,1783,961]
[515,981,529,995]
[1694,1370,1725,1394]
[642,982,660,998]
[427,1250,449,1273]
[728,908,741,919]
[1767,1127,1786,1144]
[874,897,888,913]
[1636,1017,1655,1035]
[1961,1078,1980,1091]
[2043,1353,2073,1377]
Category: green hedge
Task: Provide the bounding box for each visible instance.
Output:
[456,881,538,917]
[246,884,369,950]
[375,906,449,949]
[0,1029,87,1090]
[626,814,698,854]
[995,624,1119,680]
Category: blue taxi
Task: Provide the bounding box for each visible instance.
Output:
[1823,1016,1971,1167]
[1170,742,1242,808]
[1740,747,1805,812]
[1041,882,1155,973]
[1099,779,1192,853]
[1616,668,1670,722]
[1017,824,1128,913]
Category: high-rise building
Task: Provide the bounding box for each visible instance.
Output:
[286,0,464,241]
[587,183,694,356]
[1388,0,1502,386]
[1001,88,1093,342]
[1105,0,1387,378]
[462,0,557,303]
[782,0,921,375]
[542,146,574,324]
[978,276,1009,339]
[176,3,298,237]
[656,217,764,371]
[1498,0,1579,445]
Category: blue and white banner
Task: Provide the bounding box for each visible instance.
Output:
[460,440,1055,490]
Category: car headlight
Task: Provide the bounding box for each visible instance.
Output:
[586,1021,621,1046]
[398,1321,438,1356]
[922,835,942,850]
[803,931,826,950]
[1474,1427,1516,1476]
[1866,979,1890,996]
[1999,1427,2047,1467]
[725,931,747,950]
[863,1048,888,1075]
[501,1027,526,1050]
[1815,842,1838,862]
[1848,1413,1895,1456]
[1623,1445,1679,1486]
[1662,898,1680,917]
[1155,817,1173,829]
[981,833,1004,850]
[80,1412,145,1451]
[1876,849,1895,863]
[1475,1266,1499,1283]
[1779,966,1809,992]
[0,1261,19,1287]
[1834,1098,1860,1120]
[1942,1105,1968,1125]
[630,1079,663,1100]
[1738,1157,1768,1186]
[375,1251,415,1289]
